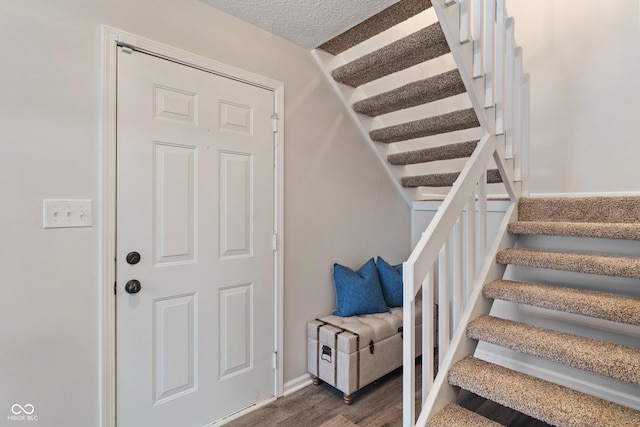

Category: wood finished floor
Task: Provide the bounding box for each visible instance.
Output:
[224,365,552,427]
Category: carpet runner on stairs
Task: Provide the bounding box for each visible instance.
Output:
[518,196,640,223]
[402,168,501,188]
[429,196,640,426]
[317,0,484,197]
[483,280,640,326]
[509,195,640,239]
[330,23,450,88]
[448,357,640,427]
[317,0,432,55]
[353,69,466,117]
[369,108,479,144]
[496,248,640,279]
[388,140,478,166]
[426,403,501,427]
[507,221,640,240]
[467,315,640,384]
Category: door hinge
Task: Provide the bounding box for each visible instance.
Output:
[272,234,277,251]
[114,281,117,295]
[271,113,279,133]
[272,351,278,370]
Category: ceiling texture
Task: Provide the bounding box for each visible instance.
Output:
[200,0,400,49]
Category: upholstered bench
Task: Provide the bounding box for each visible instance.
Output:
[307,300,423,404]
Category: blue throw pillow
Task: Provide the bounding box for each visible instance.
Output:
[376,257,403,307]
[333,258,389,317]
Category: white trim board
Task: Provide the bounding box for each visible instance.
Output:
[284,373,314,396]
[207,373,312,425]
[100,26,285,427]
[205,396,277,426]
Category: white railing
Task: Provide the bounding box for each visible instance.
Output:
[402,1,530,426]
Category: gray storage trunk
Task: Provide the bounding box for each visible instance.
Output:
[307,302,427,404]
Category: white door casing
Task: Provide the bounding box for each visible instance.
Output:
[100,27,284,427]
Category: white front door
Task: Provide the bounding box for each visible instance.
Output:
[116,47,276,426]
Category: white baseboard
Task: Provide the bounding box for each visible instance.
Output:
[284,373,314,396]
[206,375,313,425]
[206,395,277,426]
[206,374,313,425]
[475,348,640,411]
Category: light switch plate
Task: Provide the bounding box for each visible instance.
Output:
[43,199,93,228]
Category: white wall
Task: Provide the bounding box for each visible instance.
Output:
[0,1,410,425]
[507,0,640,195]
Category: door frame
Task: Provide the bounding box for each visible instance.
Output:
[99,26,285,427]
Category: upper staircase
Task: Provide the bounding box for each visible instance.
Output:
[312,0,523,203]
[312,1,640,426]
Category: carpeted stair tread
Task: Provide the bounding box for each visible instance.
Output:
[331,23,449,88]
[449,356,640,427]
[402,169,501,188]
[353,70,465,117]
[426,403,502,427]
[483,279,640,326]
[496,248,640,279]
[318,0,432,55]
[467,315,640,384]
[389,140,478,166]
[370,108,479,144]
[518,196,640,223]
[508,221,640,240]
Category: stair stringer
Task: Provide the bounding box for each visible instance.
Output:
[416,202,518,426]
[311,48,414,206]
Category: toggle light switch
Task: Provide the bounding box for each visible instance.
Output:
[43,199,93,228]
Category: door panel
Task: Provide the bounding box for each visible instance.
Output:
[154,143,196,264]
[219,152,252,258]
[153,293,197,404]
[116,48,275,427]
[219,283,252,379]
[154,85,198,125]
[219,101,253,134]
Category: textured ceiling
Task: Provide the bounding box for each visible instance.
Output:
[200,0,400,49]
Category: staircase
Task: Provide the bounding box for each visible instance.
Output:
[312,0,522,203]
[426,196,640,426]
[310,0,637,426]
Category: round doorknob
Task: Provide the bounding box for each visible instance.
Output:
[126,251,141,265]
[125,279,142,294]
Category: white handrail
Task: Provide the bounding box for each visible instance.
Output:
[402,0,529,425]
